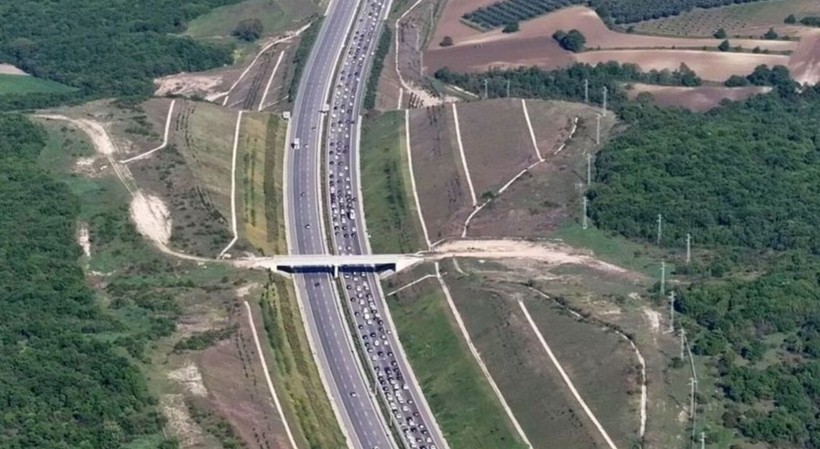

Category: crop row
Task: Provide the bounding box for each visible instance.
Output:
[463,0,770,29]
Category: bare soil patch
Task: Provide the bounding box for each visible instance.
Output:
[0,64,28,75]
[425,34,572,74]
[788,28,820,85]
[160,394,209,448]
[626,83,771,111]
[199,302,292,449]
[155,71,234,102]
[409,105,473,242]
[455,98,536,195]
[130,192,173,246]
[578,49,790,82]
[77,223,91,257]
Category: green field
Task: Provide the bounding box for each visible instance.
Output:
[186,0,320,39]
[360,110,425,253]
[388,278,528,449]
[0,74,75,95]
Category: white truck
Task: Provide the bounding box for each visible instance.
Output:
[292,137,300,150]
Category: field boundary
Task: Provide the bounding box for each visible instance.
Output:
[219,110,244,258]
[520,99,543,162]
[450,103,477,206]
[518,300,620,449]
[435,263,534,449]
[386,273,436,296]
[404,110,432,248]
[243,300,299,449]
[120,99,177,164]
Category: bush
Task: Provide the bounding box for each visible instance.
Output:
[232,18,263,42]
[502,21,520,33]
[714,28,727,39]
[440,35,454,47]
[763,27,778,40]
[784,14,796,24]
[724,75,749,87]
[799,16,820,27]
[553,29,586,52]
[718,39,730,51]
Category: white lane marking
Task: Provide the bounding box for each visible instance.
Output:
[518,300,620,449]
[404,109,431,249]
[219,110,244,258]
[436,263,534,449]
[521,99,543,162]
[259,52,286,111]
[120,99,176,164]
[243,301,300,449]
[451,103,477,206]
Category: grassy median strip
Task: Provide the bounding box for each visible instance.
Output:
[387,278,529,449]
[260,275,347,449]
[360,110,424,253]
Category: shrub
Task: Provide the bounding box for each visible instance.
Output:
[502,21,520,33]
[714,27,727,39]
[718,40,730,52]
[784,14,796,24]
[763,27,778,40]
[232,18,263,42]
[440,36,454,47]
[553,29,586,53]
[724,75,749,87]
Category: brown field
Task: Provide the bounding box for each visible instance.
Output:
[450,6,798,52]
[199,302,291,449]
[425,5,803,83]
[443,269,641,449]
[626,83,772,111]
[408,104,473,242]
[788,28,820,85]
[467,101,616,238]
[576,49,790,82]
[634,0,820,38]
[455,98,537,195]
[430,0,498,45]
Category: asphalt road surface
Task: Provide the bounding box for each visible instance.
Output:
[287,0,447,447]
[286,0,393,447]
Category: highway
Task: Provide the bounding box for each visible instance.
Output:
[285,0,447,446]
[285,0,394,447]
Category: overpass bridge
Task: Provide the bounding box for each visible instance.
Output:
[233,253,424,277]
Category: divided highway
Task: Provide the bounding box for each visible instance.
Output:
[285,0,447,447]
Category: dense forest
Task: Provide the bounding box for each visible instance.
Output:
[0,0,243,106]
[0,115,169,448]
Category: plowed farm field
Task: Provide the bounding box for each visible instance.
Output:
[626,83,771,111]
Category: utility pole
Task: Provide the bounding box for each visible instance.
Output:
[680,328,686,360]
[582,196,588,230]
[700,431,705,449]
[657,213,663,246]
[595,113,601,145]
[584,78,589,103]
[686,233,692,264]
[506,79,511,98]
[668,290,676,333]
[586,153,592,185]
[660,261,666,298]
[483,79,488,99]
[602,86,607,116]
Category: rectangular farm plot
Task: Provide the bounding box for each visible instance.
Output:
[408,105,472,242]
[455,98,539,196]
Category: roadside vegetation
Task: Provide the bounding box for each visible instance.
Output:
[259,275,347,449]
[186,0,320,40]
[360,110,424,253]
[388,279,529,449]
[364,27,393,110]
[288,17,324,101]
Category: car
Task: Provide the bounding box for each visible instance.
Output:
[304,224,311,229]
[349,391,357,397]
